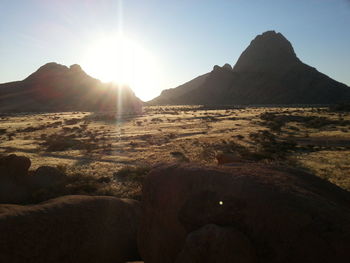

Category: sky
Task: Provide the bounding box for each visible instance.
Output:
[0,0,349,101]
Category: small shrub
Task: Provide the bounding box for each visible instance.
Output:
[329,103,350,112]
[64,118,81,125]
[170,151,189,162]
[249,130,297,159]
[42,134,81,151]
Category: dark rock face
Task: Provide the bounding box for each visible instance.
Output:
[175,224,256,263]
[0,155,64,203]
[149,31,350,105]
[32,166,66,188]
[138,163,350,263]
[0,195,141,263]
[149,72,210,105]
[0,62,143,112]
[0,154,32,203]
[0,154,31,178]
[233,30,299,73]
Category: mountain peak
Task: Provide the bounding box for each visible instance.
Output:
[37,62,69,72]
[69,64,83,72]
[150,30,350,105]
[212,63,232,72]
[0,62,142,112]
[259,30,280,37]
[233,30,299,73]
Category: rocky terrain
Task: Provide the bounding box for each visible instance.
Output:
[1,155,350,262]
[150,31,350,105]
[0,63,142,112]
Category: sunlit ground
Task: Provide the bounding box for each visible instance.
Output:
[0,106,349,192]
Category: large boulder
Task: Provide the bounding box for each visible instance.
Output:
[0,156,69,203]
[0,154,31,177]
[0,154,32,203]
[32,166,66,188]
[0,195,141,263]
[138,163,350,263]
[175,224,256,263]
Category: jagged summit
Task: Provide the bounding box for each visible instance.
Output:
[69,64,83,71]
[26,63,87,80]
[149,30,350,105]
[213,63,233,72]
[38,62,68,70]
[233,30,299,73]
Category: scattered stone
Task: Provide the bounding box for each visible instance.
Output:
[215,152,241,165]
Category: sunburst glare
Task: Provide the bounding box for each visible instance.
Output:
[82,35,162,101]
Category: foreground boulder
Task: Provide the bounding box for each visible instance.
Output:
[138,163,350,263]
[0,195,141,263]
[0,155,70,204]
[175,224,256,263]
[32,165,66,188]
[0,154,32,203]
[0,154,31,177]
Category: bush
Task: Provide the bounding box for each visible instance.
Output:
[170,151,190,162]
[329,103,350,112]
[249,130,297,159]
[42,134,81,151]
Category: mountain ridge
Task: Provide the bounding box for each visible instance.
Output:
[0,62,142,112]
[149,30,350,105]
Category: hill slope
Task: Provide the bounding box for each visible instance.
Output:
[0,63,142,112]
[149,31,350,105]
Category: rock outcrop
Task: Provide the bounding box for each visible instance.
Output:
[0,154,32,203]
[0,154,31,177]
[149,31,350,105]
[0,195,141,263]
[0,62,143,112]
[32,166,66,188]
[175,224,256,263]
[0,154,67,203]
[138,163,350,263]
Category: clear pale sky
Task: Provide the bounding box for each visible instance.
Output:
[0,0,349,101]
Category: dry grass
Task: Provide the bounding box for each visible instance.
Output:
[0,106,349,200]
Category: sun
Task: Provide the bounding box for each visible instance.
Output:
[81,35,162,101]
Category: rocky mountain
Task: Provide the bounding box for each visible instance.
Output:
[149,31,350,105]
[0,63,142,112]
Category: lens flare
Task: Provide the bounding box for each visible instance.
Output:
[82,35,162,101]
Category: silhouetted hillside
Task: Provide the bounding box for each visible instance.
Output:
[149,31,350,105]
[150,73,209,105]
[0,63,142,112]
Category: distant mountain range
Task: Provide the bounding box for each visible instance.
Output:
[1,31,349,112]
[150,31,350,105]
[0,63,142,112]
